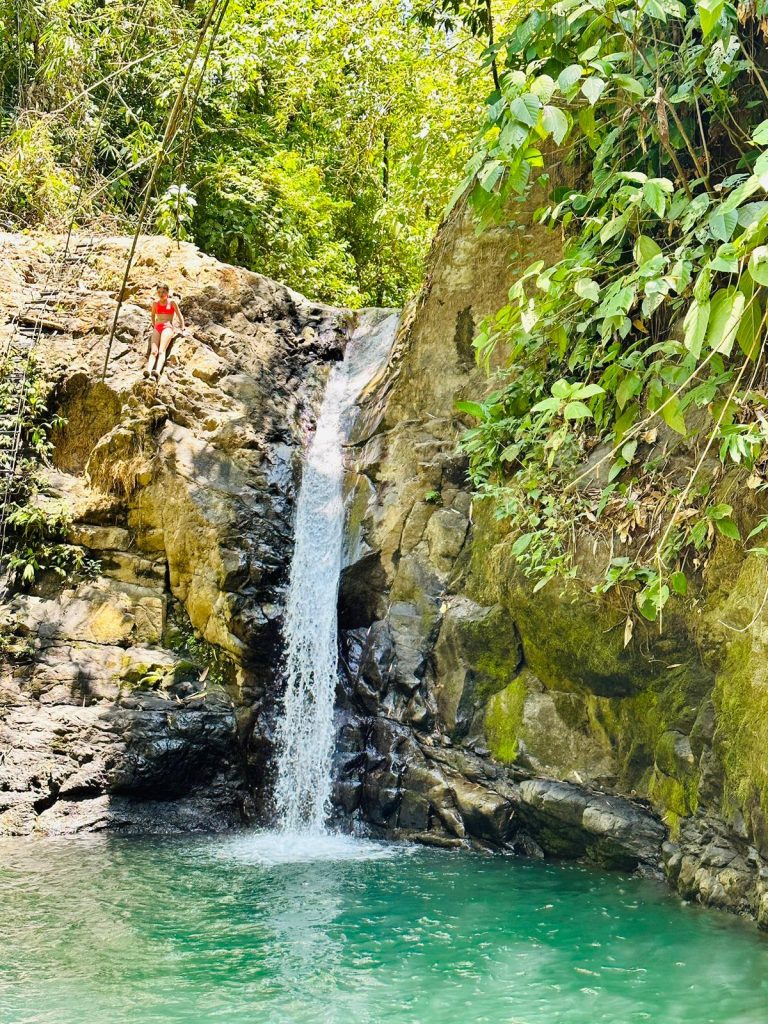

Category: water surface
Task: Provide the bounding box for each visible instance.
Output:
[0,834,766,1024]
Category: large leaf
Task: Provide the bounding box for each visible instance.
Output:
[660,394,687,435]
[696,0,724,37]
[756,151,768,190]
[736,278,763,360]
[510,93,541,127]
[748,245,768,286]
[683,299,710,358]
[454,400,487,420]
[634,234,662,264]
[643,180,667,217]
[570,383,605,400]
[708,206,738,242]
[531,75,555,103]
[479,160,503,192]
[705,288,746,356]
[498,119,529,154]
[542,105,569,145]
[600,212,629,243]
[557,64,583,94]
[613,73,645,96]
[563,400,593,420]
[581,77,606,106]
[574,277,599,302]
[615,371,642,409]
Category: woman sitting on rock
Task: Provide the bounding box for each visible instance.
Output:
[146,283,185,379]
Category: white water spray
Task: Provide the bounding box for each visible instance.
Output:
[273,310,398,835]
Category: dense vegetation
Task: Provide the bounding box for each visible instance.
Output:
[0,0,489,306]
[456,0,768,622]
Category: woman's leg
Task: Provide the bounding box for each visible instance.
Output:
[146,329,161,375]
[155,326,175,376]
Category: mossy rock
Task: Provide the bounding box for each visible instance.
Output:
[433,597,522,735]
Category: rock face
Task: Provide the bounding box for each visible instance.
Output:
[3,217,768,931]
[335,197,768,927]
[0,232,347,834]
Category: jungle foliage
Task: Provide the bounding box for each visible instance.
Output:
[0,0,487,306]
[456,0,768,622]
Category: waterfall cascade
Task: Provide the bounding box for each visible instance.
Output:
[273,309,398,835]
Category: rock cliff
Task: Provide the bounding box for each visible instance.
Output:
[3,221,768,931]
[0,232,346,833]
[336,198,768,930]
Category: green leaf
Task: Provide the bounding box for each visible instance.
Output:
[498,119,530,154]
[557,64,583,94]
[574,277,599,302]
[748,245,768,286]
[542,105,569,145]
[671,571,688,595]
[614,401,639,441]
[736,280,762,360]
[748,517,768,539]
[683,299,710,359]
[709,244,739,274]
[531,75,555,103]
[715,517,741,540]
[563,400,594,420]
[531,396,562,414]
[510,93,541,127]
[755,151,768,190]
[707,503,733,520]
[634,234,662,265]
[616,372,642,409]
[454,400,486,419]
[643,180,667,217]
[753,119,768,145]
[691,519,709,549]
[600,212,629,244]
[660,395,687,436]
[621,439,638,462]
[581,77,606,106]
[614,74,645,96]
[479,160,503,192]
[705,288,745,356]
[696,0,724,37]
[708,206,738,242]
[511,532,534,556]
[570,383,605,400]
[636,580,670,621]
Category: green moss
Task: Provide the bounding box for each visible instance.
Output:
[712,632,768,843]
[586,682,702,820]
[484,675,527,763]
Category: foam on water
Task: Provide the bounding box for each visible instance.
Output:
[218,830,407,866]
[273,310,399,835]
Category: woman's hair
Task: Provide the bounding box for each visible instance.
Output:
[156,282,170,294]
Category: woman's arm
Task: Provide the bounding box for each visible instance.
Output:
[150,300,157,327]
[173,301,186,329]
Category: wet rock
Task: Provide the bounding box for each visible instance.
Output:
[0,231,348,833]
[517,779,666,870]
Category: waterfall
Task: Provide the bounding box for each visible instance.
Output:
[273,310,398,835]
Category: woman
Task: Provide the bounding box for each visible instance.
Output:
[146,283,185,379]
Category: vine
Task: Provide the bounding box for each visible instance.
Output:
[455,0,768,622]
[0,356,98,589]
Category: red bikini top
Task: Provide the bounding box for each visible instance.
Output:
[155,299,174,316]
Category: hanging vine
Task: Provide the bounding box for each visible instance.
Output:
[455,0,768,623]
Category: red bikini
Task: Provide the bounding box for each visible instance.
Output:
[155,299,174,332]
